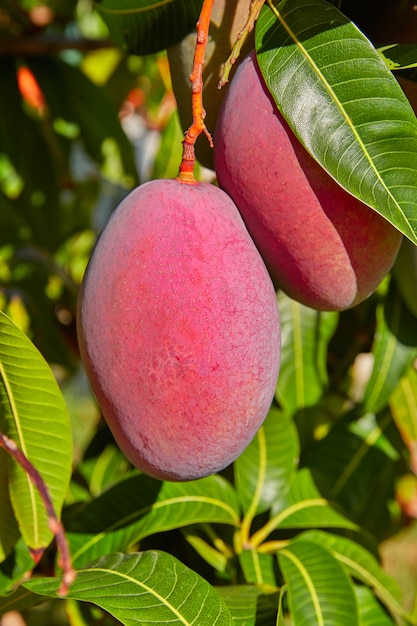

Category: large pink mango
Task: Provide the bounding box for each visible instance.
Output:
[77,179,280,481]
[214,51,402,311]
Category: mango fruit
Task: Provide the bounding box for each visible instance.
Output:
[77,178,280,481]
[214,51,402,311]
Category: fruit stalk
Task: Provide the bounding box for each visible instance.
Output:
[177,0,215,182]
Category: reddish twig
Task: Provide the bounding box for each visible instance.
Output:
[177,0,215,183]
[218,0,266,88]
[0,432,76,596]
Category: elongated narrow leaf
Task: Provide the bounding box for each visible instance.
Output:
[96,0,203,55]
[276,292,338,414]
[299,530,408,622]
[24,551,233,625]
[217,586,279,626]
[256,0,417,242]
[250,469,356,549]
[239,549,277,587]
[389,365,417,472]
[355,585,396,626]
[363,281,417,414]
[66,473,240,567]
[278,539,359,626]
[234,407,299,516]
[0,313,72,550]
[0,448,20,562]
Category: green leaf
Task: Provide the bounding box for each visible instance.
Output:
[151,111,186,180]
[0,448,20,562]
[298,530,407,622]
[27,56,138,188]
[363,281,417,414]
[0,585,45,614]
[389,365,417,472]
[183,530,228,573]
[276,292,338,414]
[0,312,72,550]
[303,413,398,533]
[379,44,417,71]
[239,549,277,587]
[355,585,395,626]
[66,473,240,567]
[0,538,34,596]
[96,0,203,55]
[24,550,233,625]
[256,0,417,243]
[278,539,359,626]
[234,407,299,517]
[249,469,357,549]
[216,586,279,626]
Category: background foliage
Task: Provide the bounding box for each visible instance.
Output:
[1,0,417,624]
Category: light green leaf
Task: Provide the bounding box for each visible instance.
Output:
[276,292,338,415]
[151,111,186,180]
[363,282,417,414]
[24,551,233,625]
[390,365,417,471]
[256,0,417,243]
[239,549,277,587]
[216,586,279,626]
[235,407,299,517]
[96,0,203,55]
[66,473,240,567]
[250,469,357,549]
[278,539,359,626]
[299,530,408,622]
[183,530,228,573]
[0,312,72,550]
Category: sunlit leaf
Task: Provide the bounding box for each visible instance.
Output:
[24,551,233,625]
[66,473,240,567]
[389,365,417,473]
[0,312,72,550]
[96,0,204,55]
[278,539,359,626]
[239,549,277,587]
[355,585,396,626]
[299,530,407,621]
[379,44,417,71]
[256,0,417,243]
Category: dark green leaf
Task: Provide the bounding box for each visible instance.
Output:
[379,44,417,70]
[217,586,279,626]
[355,585,396,626]
[66,473,240,567]
[0,313,72,551]
[235,406,299,517]
[24,551,233,625]
[96,0,204,55]
[256,0,417,243]
[363,281,417,414]
[279,539,359,626]
[276,292,338,414]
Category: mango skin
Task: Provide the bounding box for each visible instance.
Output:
[214,52,402,311]
[77,179,280,481]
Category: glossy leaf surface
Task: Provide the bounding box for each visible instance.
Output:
[256,0,417,242]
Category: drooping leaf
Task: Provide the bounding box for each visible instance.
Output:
[278,539,359,626]
[303,412,398,533]
[276,292,338,415]
[389,365,417,473]
[298,530,408,622]
[256,0,417,243]
[216,586,279,626]
[0,312,72,551]
[95,0,204,55]
[65,473,240,567]
[24,550,233,625]
[355,585,397,626]
[239,549,277,587]
[249,468,357,549]
[363,281,417,414]
[234,406,299,516]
